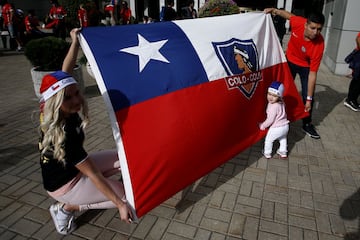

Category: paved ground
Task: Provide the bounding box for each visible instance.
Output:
[1,38,360,240]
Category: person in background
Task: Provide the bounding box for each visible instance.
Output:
[77,3,88,28]
[24,9,46,40]
[0,3,7,49]
[181,0,197,19]
[46,0,67,39]
[104,0,116,26]
[162,0,177,21]
[1,0,23,51]
[259,81,289,159]
[344,32,360,111]
[264,7,325,139]
[119,1,131,25]
[142,15,153,24]
[39,28,133,235]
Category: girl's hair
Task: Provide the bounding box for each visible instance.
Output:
[40,87,89,164]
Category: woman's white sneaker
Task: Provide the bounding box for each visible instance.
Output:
[49,203,77,235]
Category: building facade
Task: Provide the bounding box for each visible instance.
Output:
[322,0,360,75]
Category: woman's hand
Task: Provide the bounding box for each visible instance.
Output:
[69,28,81,43]
[62,28,81,73]
[117,200,134,224]
[77,158,134,224]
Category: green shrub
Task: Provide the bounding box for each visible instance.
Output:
[198,0,240,18]
[24,36,70,71]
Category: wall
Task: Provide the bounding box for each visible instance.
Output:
[323,0,360,75]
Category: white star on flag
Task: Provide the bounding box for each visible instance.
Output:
[120,34,169,72]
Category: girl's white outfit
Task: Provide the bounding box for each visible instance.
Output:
[259,101,289,156]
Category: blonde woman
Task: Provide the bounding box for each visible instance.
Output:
[39,28,133,235]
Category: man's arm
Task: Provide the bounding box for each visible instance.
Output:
[264,7,293,20]
[356,33,360,49]
[305,71,317,112]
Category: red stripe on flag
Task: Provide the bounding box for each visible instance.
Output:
[116,62,306,217]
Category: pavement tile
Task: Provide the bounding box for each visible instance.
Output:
[10,218,42,237]
[259,219,288,236]
[194,228,212,240]
[274,202,288,223]
[167,221,197,239]
[258,231,287,240]
[288,214,316,231]
[315,211,332,234]
[147,218,171,240]
[200,217,229,234]
[242,216,259,240]
[186,204,206,226]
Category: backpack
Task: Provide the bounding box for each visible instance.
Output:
[345,49,360,70]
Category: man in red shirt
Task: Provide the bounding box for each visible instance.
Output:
[119,1,131,25]
[46,0,67,39]
[24,9,45,40]
[264,8,325,139]
[2,0,22,50]
[77,4,88,28]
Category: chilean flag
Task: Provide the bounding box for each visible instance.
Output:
[79,12,307,219]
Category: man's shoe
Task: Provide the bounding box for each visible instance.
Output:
[302,124,320,139]
[344,98,360,112]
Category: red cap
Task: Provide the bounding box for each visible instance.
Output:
[40,71,77,101]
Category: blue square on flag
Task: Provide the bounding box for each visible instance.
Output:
[81,23,208,111]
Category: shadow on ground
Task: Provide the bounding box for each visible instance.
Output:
[340,188,360,240]
[0,144,38,171]
[75,209,104,228]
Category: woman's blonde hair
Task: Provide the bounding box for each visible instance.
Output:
[40,86,89,164]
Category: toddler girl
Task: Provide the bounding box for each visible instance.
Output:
[259,81,289,159]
